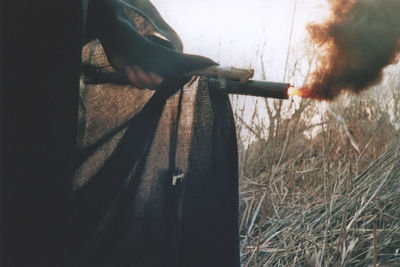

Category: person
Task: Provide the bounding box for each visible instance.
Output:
[1,1,239,266]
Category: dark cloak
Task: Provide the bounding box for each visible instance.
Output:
[1,1,239,266]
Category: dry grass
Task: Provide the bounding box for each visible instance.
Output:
[235,81,400,266]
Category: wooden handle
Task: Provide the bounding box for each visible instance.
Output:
[183,66,254,84]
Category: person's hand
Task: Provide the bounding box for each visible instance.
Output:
[124,64,163,90]
[104,45,164,90]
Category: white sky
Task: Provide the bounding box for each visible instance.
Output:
[152,0,329,82]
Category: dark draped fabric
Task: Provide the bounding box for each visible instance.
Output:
[1,1,239,266]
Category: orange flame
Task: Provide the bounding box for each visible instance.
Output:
[287,86,310,98]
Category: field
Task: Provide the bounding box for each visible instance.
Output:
[234,66,400,266]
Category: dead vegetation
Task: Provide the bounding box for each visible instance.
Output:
[235,70,400,266]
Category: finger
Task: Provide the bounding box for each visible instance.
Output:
[125,65,145,89]
[132,65,156,89]
[149,72,163,86]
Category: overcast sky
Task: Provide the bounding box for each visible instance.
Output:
[152,0,329,82]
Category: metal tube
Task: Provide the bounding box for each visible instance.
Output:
[208,78,290,99]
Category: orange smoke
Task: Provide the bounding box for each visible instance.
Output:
[303,0,400,100]
[288,86,312,98]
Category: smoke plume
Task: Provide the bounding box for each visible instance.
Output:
[303,0,400,100]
